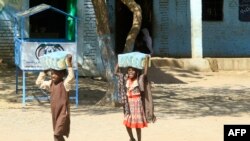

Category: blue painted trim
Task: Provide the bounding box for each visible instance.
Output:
[20,17,24,40]
[75,19,78,43]
[75,70,79,108]
[20,38,74,42]
[74,18,78,108]
[50,7,77,19]
[25,96,50,101]
[16,4,77,20]
[25,95,70,101]
[69,97,76,100]
[16,66,18,94]
[22,70,26,107]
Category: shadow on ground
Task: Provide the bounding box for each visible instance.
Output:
[148,65,205,84]
[1,68,250,118]
[153,85,250,119]
[148,65,186,84]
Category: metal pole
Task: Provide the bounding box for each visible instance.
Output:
[75,70,78,108]
[22,70,26,107]
[16,66,18,94]
[75,18,78,108]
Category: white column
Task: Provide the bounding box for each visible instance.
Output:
[190,0,203,58]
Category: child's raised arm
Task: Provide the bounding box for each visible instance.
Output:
[36,70,51,90]
[143,56,149,75]
[114,63,120,75]
[64,54,75,92]
[65,54,73,67]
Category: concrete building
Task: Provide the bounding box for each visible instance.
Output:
[1,0,250,74]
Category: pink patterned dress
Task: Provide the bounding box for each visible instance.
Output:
[123,78,148,128]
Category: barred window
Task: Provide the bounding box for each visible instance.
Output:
[202,0,223,21]
[239,0,250,21]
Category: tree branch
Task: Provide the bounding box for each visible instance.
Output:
[120,0,142,53]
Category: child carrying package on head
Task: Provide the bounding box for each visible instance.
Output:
[36,52,75,141]
[115,52,156,141]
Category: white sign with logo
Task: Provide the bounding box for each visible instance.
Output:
[16,41,77,70]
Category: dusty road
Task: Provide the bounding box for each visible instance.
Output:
[1,67,250,141]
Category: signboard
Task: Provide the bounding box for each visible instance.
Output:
[239,0,250,21]
[16,41,77,70]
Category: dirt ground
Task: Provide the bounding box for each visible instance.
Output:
[1,66,250,141]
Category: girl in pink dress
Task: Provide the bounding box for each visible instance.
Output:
[116,57,155,141]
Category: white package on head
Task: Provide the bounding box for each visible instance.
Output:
[39,51,70,70]
[118,52,149,69]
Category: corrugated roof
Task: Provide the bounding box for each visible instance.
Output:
[16,3,76,19]
[16,4,51,17]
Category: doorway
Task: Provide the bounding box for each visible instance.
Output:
[115,0,153,54]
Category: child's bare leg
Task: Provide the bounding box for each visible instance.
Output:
[126,127,135,141]
[136,128,141,141]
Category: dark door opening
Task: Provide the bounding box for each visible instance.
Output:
[115,0,153,54]
[29,0,67,39]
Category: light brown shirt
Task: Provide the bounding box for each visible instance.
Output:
[36,67,75,91]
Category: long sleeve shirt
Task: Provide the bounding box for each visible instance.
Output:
[36,67,75,92]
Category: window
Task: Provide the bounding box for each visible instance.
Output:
[29,0,67,39]
[202,0,223,21]
[239,0,250,21]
